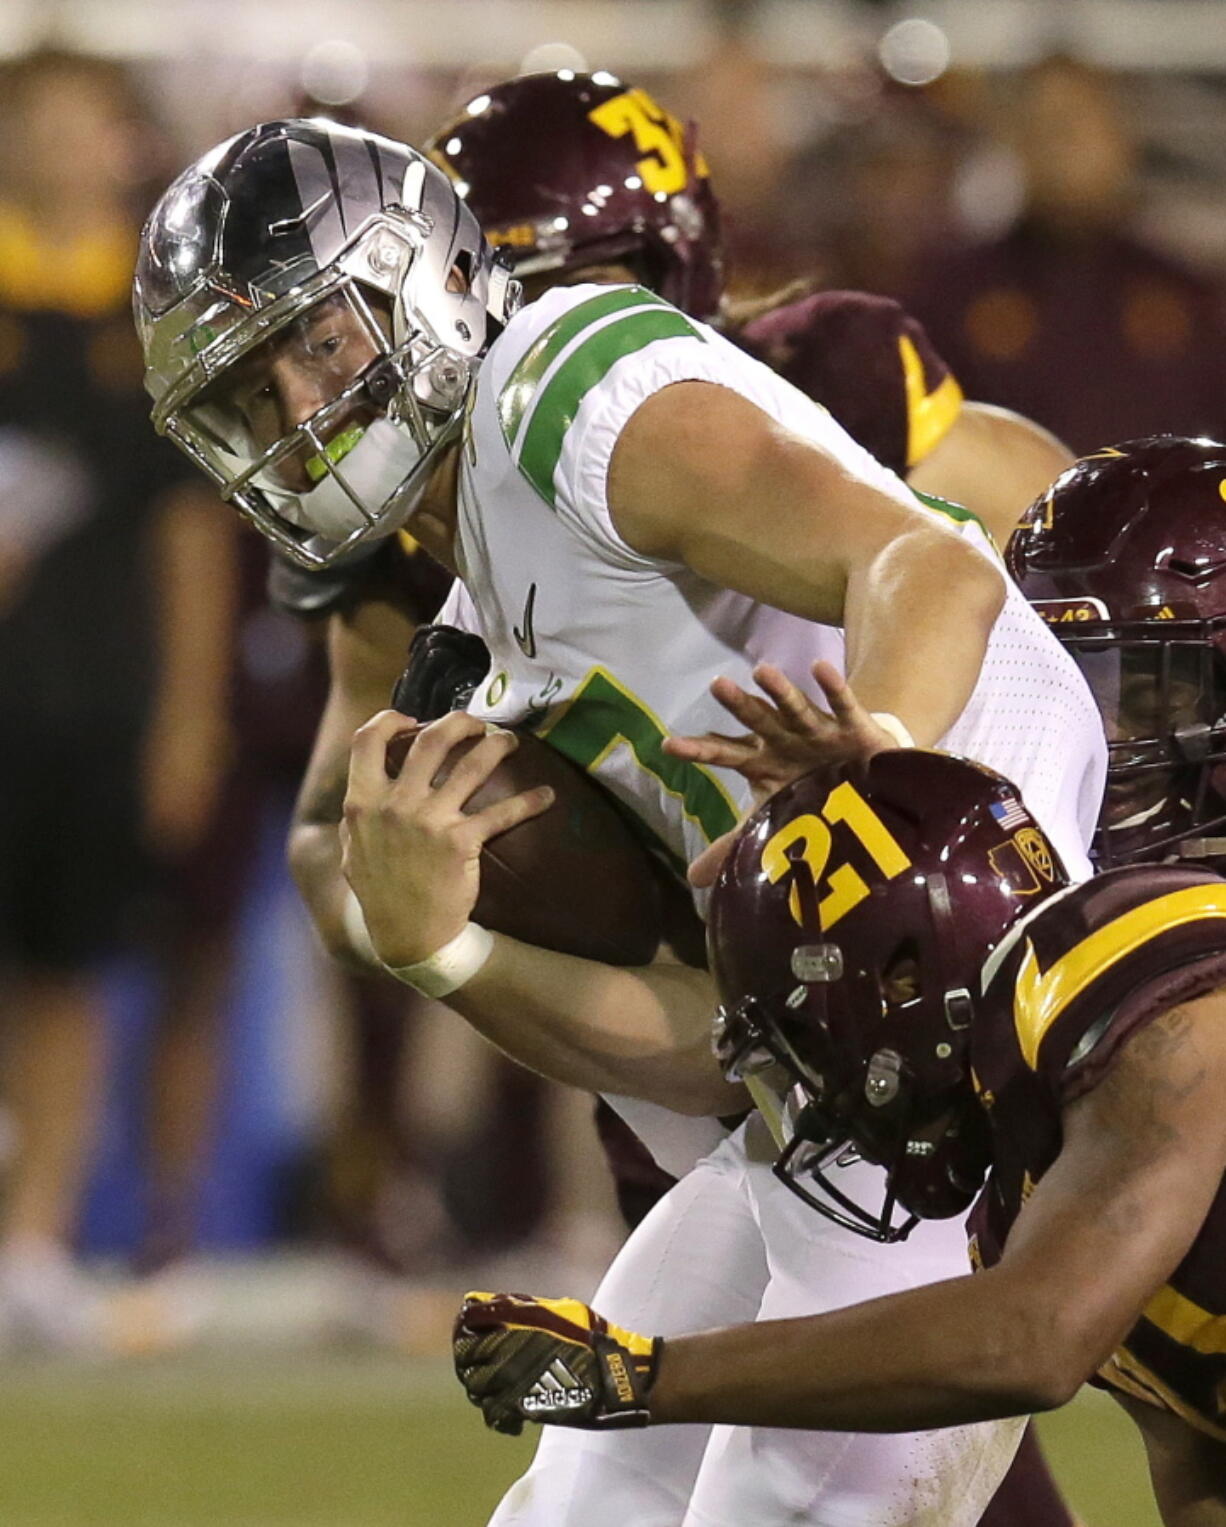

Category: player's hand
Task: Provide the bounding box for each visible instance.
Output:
[667,662,899,888]
[453,1291,661,1436]
[340,710,554,968]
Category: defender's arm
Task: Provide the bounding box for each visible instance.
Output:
[908,402,1074,551]
[650,990,1226,1430]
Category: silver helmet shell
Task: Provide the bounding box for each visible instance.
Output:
[134,118,519,568]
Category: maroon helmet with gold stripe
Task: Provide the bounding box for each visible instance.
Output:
[708,750,1068,1241]
[424,71,723,320]
[1010,436,1226,867]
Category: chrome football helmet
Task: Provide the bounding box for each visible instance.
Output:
[134,118,519,568]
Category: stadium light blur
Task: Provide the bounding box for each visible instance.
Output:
[878,18,952,86]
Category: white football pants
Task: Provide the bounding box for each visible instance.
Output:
[486,1120,1024,1527]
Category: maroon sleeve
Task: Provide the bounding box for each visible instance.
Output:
[1007,866,1226,1104]
[736,290,960,476]
[1060,952,1226,1106]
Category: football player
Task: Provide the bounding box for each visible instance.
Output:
[454,745,1226,1527]
[133,121,1105,1525]
[268,70,1075,1316]
[1010,434,1226,871]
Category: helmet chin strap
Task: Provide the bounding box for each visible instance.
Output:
[485,263,521,332]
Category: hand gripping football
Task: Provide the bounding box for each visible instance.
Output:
[394,726,664,966]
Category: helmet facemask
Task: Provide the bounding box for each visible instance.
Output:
[169,266,472,564]
[1056,617,1226,866]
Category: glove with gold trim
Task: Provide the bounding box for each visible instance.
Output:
[453,1291,663,1436]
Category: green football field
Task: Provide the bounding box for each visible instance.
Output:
[0,1351,1162,1524]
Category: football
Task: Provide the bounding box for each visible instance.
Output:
[391,725,665,966]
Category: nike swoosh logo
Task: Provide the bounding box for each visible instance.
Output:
[514,582,537,658]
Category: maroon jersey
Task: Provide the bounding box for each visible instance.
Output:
[737,288,963,477]
[968,863,1226,1441]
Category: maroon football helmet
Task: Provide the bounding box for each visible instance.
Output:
[1010,436,1226,868]
[709,751,1069,1241]
[424,71,723,320]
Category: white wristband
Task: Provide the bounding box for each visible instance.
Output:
[869,712,915,749]
[341,888,381,967]
[382,922,495,998]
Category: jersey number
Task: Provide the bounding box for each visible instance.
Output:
[587,89,704,197]
[761,782,912,931]
[543,668,739,865]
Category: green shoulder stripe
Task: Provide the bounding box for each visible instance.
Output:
[910,487,994,549]
[497,286,668,449]
[516,305,704,506]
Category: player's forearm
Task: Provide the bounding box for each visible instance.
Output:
[842,527,1004,747]
[291,605,410,966]
[289,741,380,968]
[287,818,364,964]
[448,936,743,1115]
[650,1266,1082,1432]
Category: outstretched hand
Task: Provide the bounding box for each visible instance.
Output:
[665,662,901,888]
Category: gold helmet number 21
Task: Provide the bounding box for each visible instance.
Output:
[587,89,708,197]
[761,782,913,932]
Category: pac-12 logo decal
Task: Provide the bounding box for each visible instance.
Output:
[760,782,912,931]
[988,827,1058,896]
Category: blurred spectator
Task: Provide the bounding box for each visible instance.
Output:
[776,91,965,296]
[675,6,796,293]
[0,47,237,1348]
[902,54,1226,453]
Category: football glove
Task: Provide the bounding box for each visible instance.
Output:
[453,1291,663,1436]
[391,623,491,723]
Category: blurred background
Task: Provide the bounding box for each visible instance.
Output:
[0,0,1217,1521]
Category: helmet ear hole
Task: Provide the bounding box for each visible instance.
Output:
[446,253,473,295]
[881,942,922,1008]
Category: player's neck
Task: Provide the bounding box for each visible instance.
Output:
[409,440,461,573]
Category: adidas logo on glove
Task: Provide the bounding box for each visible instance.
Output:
[522,1357,595,1414]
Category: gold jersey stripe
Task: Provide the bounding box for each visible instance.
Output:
[1143,1282,1226,1356]
[1013,883,1226,1070]
[1098,1346,1226,1444]
[899,332,963,468]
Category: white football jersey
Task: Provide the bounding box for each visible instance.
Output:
[450,283,1105,886]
